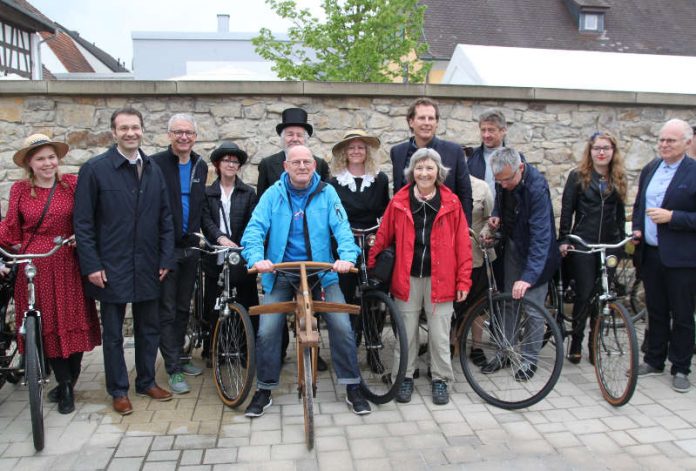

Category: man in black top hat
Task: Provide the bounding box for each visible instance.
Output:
[256,107,330,197]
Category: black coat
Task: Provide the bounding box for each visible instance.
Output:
[201,177,258,245]
[151,146,209,247]
[256,151,330,196]
[73,145,176,303]
[390,136,473,224]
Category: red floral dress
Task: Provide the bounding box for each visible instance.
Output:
[0,174,101,358]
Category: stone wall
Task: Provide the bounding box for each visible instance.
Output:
[2,81,696,218]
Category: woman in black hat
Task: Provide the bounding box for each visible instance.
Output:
[200,142,260,361]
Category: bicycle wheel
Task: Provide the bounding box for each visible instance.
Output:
[459,294,563,410]
[356,290,407,404]
[211,303,255,408]
[183,269,205,358]
[24,315,45,451]
[592,302,638,407]
[302,346,315,450]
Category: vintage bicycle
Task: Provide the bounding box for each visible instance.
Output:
[0,236,70,451]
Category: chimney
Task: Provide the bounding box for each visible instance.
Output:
[217,14,230,33]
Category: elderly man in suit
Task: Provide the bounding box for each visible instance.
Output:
[390,97,473,224]
[633,118,696,393]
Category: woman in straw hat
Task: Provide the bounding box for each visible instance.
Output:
[0,134,101,414]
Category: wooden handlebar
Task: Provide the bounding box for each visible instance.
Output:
[247,261,358,275]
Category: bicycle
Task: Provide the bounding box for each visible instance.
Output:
[182,237,207,363]
[188,234,255,408]
[457,231,564,410]
[249,261,360,450]
[0,236,70,451]
[350,224,407,404]
[547,234,639,406]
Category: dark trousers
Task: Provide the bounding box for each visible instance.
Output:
[642,246,696,375]
[159,248,198,375]
[49,352,83,384]
[569,251,600,345]
[101,300,159,398]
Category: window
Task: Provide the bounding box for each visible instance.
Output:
[581,13,600,32]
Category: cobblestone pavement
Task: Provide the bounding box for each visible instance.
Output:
[1,322,696,470]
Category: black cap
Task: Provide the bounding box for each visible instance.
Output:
[275,107,313,136]
[210,141,248,165]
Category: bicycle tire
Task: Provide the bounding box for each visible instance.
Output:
[592,302,639,407]
[459,293,563,410]
[212,303,255,408]
[183,269,206,357]
[302,346,315,450]
[24,315,45,451]
[356,290,407,404]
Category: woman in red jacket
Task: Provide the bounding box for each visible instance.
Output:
[368,148,472,405]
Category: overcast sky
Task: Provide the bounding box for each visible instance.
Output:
[30,0,322,69]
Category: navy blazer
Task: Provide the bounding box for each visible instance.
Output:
[390,136,473,224]
[633,156,696,268]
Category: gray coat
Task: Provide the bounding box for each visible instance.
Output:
[73,145,176,303]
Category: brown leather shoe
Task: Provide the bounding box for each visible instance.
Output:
[136,385,173,402]
[113,396,133,415]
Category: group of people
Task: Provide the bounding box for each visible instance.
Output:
[1,97,694,422]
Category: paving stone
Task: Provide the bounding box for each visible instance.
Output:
[107,457,144,470]
[180,449,204,465]
[203,448,238,464]
[142,462,178,471]
[146,450,181,461]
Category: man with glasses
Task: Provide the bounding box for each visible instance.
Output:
[151,113,209,394]
[241,145,371,417]
[633,119,696,393]
[480,147,559,380]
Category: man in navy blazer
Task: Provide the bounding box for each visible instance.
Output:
[632,118,696,393]
[390,97,473,224]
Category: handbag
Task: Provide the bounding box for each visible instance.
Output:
[371,245,395,285]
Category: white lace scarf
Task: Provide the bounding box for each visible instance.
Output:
[335,169,375,193]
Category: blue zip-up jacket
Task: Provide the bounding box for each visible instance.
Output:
[241,172,360,294]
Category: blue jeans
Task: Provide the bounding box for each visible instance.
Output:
[256,279,360,389]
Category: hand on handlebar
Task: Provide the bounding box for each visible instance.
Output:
[216,236,237,248]
[631,230,642,245]
[253,260,275,273]
[559,243,574,257]
[332,260,354,274]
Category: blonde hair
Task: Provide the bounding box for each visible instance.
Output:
[25,144,68,197]
[330,138,379,176]
[579,131,627,201]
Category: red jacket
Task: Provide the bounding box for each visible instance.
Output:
[368,184,472,303]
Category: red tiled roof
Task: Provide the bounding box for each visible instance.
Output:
[40,31,95,73]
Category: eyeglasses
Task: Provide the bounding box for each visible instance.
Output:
[494,168,519,184]
[169,130,197,137]
[286,159,314,168]
[220,159,240,167]
[591,146,613,153]
[658,138,683,145]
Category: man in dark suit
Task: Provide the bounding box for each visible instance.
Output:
[390,97,472,224]
[256,107,330,197]
[633,118,696,393]
[467,108,510,200]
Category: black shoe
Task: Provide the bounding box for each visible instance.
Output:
[396,377,414,403]
[57,381,75,414]
[48,385,60,403]
[469,348,487,367]
[567,338,582,365]
[514,363,537,382]
[481,355,510,374]
[317,354,328,372]
[245,389,272,418]
[431,380,449,405]
[346,385,371,415]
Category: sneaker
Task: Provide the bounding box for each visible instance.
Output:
[514,363,537,382]
[636,363,664,377]
[182,362,203,376]
[346,385,371,415]
[481,354,510,374]
[431,380,449,405]
[245,389,272,417]
[469,348,487,367]
[168,372,191,394]
[396,377,414,403]
[672,373,691,393]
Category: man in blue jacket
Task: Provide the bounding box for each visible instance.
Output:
[241,145,370,417]
[151,113,209,394]
[74,107,176,415]
[481,147,559,380]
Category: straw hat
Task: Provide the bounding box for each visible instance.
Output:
[331,130,381,159]
[13,134,69,168]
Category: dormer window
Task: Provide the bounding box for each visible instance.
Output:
[580,13,602,32]
[563,0,609,34]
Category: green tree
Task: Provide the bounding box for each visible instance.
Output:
[253,0,431,83]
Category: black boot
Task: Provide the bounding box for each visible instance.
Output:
[57,381,75,414]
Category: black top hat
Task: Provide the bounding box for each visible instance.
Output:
[276,107,313,137]
[210,141,248,165]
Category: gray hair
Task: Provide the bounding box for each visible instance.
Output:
[490,147,521,175]
[404,148,450,185]
[479,108,507,129]
[280,128,310,151]
[661,118,694,141]
[167,113,198,133]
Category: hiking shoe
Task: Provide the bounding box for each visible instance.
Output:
[182,362,203,376]
[673,373,691,393]
[346,385,371,415]
[396,377,414,403]
[431,380,449,405]
[168,372,191,394]
[245,389,272,417]
[481,354,510,374]
[636,363,664,377]
[514,363,538,382]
